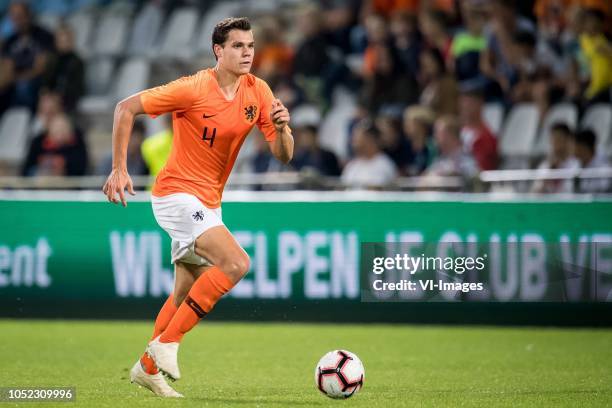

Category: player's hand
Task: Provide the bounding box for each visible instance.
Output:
[102,167,135,207]
[270,99,290,132]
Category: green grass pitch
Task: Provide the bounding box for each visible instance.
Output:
[1,320,611,407]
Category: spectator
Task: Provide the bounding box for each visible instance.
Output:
[293,6,330,80]
[459,89,498,171]
[573,129,611,193]
[419,47,458,115]
[362,13,390,78]
[389,11,422,78]
[292,5,336,108]
[141,115,172,177]
[43,25,84,111]
[272,77,305,111]
[424,115,478,178]
[360,44,419,114]
[21,113,88,177]
[532,122,580,193]
[509,30,561,113]
[251,132,275,174]
[292,125,341,176]
[533,0,568,69]
[30,89,63,136]
[342,122,397,188]
[402,105,436,175]
[0,1,54,114]
[252,16,293,84]
[321,0,357,55]
[376,113,411,169]
[97,120,148,178]
[452,3,488,86]
[360,0,419,20]
[419,9,453,64]
[480,0,536,100]
[579,8,612,103]
[562,6,588,103]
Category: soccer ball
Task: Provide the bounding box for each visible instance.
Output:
[315,350,365,399]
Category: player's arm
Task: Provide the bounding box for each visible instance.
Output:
[102,93,145,206]
[268,99,294,164]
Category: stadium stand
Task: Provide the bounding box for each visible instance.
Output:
[0,0,610,192]
[534,103,579,157]
[581,103,612,154]
[0,107,30,164]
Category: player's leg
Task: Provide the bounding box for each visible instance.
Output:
[161,225,248,342]
[148,225,249,379]
[140,262,204,373]
[131,262,206,396]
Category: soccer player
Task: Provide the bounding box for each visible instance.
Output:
[102,17,293,397]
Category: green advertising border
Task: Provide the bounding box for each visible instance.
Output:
[1,198,611,325]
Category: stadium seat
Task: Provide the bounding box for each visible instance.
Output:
[291,105,321,128]
[78,58,150,114]
[92,12,130,57]
[581,104,612,154]
[113,58,150,101]
[67,11,94,58]
[37,14,61,32]
[84,57,114,95]
[158,7,199,59]
[499,103,539,160]
[533,103,578,156]
[196,2,243,56]
[246,0,279,13]
[0,108,31,164]
[126,2,164,57]
[318,88,357,161]
[482,103,504,136]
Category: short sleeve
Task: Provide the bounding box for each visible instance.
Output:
[255,79,279,142]
[140,74,200,118]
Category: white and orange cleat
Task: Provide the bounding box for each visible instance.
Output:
[146,336,181,381]
[130,359,183,398]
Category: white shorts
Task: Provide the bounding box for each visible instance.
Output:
[151,193,224,266]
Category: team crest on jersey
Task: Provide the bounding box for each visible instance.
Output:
[244,105,257,122]
[192,210,205,222]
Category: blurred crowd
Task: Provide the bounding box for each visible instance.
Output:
[0,0,611,192]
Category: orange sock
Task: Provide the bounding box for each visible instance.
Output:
[159,267,234,343]
[151,294,178,340]
[140,294,178,374]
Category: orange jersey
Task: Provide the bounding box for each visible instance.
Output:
[140,68,280,208]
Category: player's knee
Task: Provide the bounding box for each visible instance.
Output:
[220,254,250,282]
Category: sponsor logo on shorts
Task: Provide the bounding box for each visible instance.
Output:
[192,210,205,222]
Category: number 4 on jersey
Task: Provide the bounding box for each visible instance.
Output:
[202,127,216,147]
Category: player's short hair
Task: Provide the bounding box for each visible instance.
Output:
[212,17,252,60]
[574,129,597,152]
